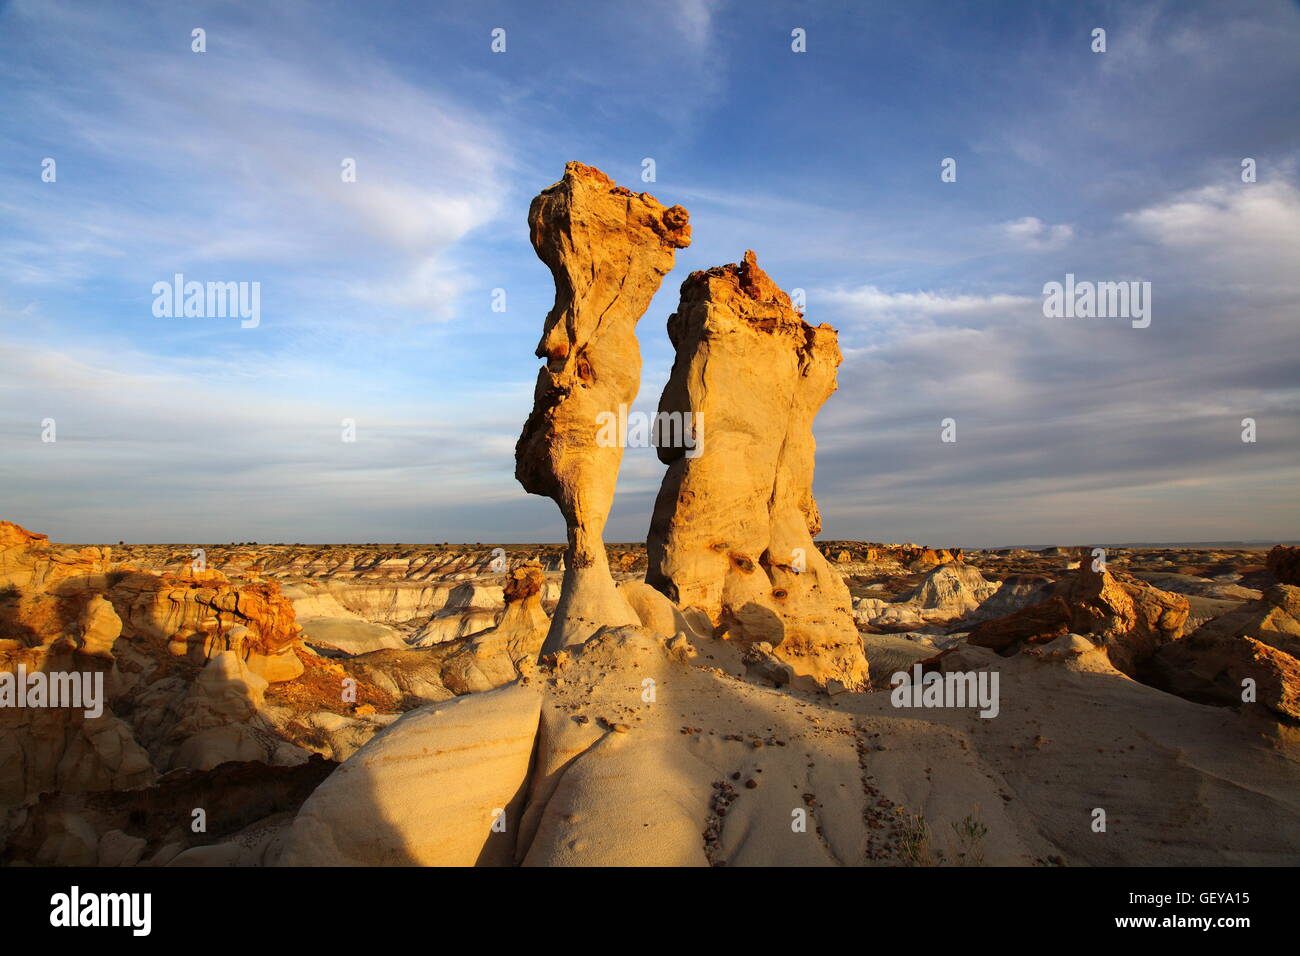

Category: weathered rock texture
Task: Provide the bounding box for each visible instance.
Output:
[515,162,690,653]
[110,567,303,682]
[853,561,1001,630]
[278,620,1300,867]
[645,251,869,691]
[439,564,549,694]
[0,521,430,832]
[1268,545,1300,586]
[279,682,543,866]
[1146,584,1300,721]
[968,562,1189,676]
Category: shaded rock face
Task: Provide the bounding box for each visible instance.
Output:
[2,755,336,867]
[968,563,1189,676]
[1268,545,1300,586]
[515,162,691,653]
[0,521,422,824]
[1146,584,1300,721]
[965,596,1073,652]
[645,251,869,692]
[962,574,1054,625]
[279,682,543,866]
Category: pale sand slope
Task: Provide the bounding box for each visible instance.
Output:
[863,639,1300,866]
[276,627,1300,867]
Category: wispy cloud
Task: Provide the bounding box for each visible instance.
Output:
[1001,216,1074,250]
[1,0,513,325]
[821,286,1033,318]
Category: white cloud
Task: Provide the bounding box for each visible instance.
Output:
[1001,216,1074,250]
[1122,179,1300,281]
[0,341,538,541]
[1,0,512,323]
[671,0,722,52]
[819,285,1034,318]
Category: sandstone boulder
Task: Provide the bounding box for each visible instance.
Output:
[440,564,551,694]
[968,563,1188,675]
[110,567,303,681]
[299,618,408,656]
[408,607,499,646]
[278,682,543,865]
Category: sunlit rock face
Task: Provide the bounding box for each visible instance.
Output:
[645,251,869,692]
[515,161,691,653]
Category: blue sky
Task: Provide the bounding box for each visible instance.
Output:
[1,0,1297,546]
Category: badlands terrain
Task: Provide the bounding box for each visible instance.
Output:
[3,162,1298,867]
[2,528,1298,866]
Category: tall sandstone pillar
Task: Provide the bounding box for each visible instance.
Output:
[646,251,869,691]
[516,162,691,653]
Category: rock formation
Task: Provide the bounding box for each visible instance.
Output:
[438,563,550,694]
[967,562,1189,676]
[2,755,335,867]
[961,573,1055,625]
[853,561,1000,630]
[0,520,436,839]
[1267,545,1300,586]
[277,614,1300,867]
[110,566,304,682]
[645,251,869,691]
[1146,584,1300,721]
[515,162,691,653]
[279,682,542,866]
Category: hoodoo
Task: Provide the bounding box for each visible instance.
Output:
[515,162,691,653]
[646,251,870,691]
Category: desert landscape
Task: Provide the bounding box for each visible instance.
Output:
[2,159,1297,870]
[1,12,1298,941]
[3,526,1298,867]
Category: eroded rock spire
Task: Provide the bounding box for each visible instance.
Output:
[516,162,690,652]
[646,251,870,691]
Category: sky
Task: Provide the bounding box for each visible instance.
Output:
[0,0,1297,547]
